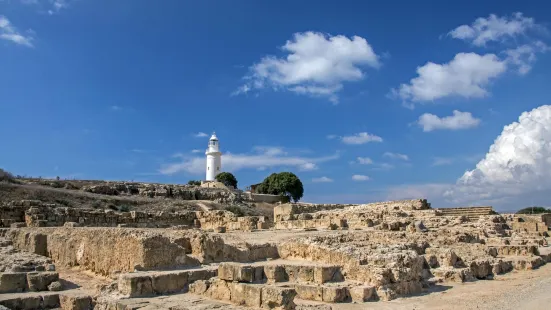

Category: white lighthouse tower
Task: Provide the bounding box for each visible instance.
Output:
[205,132,222,181]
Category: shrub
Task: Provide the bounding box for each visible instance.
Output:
[188,180,201,186]
[119,205,130,212]
[0,168,15,183]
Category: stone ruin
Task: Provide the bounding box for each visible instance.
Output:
[0,198,550,309]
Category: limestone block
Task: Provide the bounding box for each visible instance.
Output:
[349,285,376,302]
[151,272,187,294]
[261,286,297,310]
[27,272,59,291]
[264,265,286,283]
[322,286,348,303]
[204,279,231,301]
[21,296,42,309]
[229,283,262,307]
[118,273,154,297]
[43,294,61,308]
[10,222,26,228]
[469,260,492,279]
[0,296,42,310]
[218,263,254,283]
[294,284,323,301]
[0,272,27,293]
[48,280,64,291]
[59,294,93,310]
[185,268,217,283]
[64,222,80,228]
[314,266,342,284]
[189,279,210,294]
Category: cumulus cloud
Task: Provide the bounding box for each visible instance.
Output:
[394,53,507,103]
[341,132,383,145]
[418,110,481,132]
[448,12,538,47]
[159,146,338,175]
[312,176,333,183]
[0,16,34,47]
[352,174,370,181]
[234,31,381,103]
[383,152,409,161]
[445,105,551,205]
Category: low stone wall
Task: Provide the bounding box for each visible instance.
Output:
[1,203,272,231]
[9,228,279,276]
[274,199,430,222]
[245,193,289,204]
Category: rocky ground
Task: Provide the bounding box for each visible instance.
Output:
[0,181,275,219]
[1,181,551,309]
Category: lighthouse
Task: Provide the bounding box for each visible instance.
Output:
[205,132,222,181]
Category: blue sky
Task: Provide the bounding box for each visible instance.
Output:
[1,0,551,211]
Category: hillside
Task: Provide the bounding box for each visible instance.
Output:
[0,178,276,218]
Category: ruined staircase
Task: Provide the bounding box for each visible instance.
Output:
[436,206,495,220]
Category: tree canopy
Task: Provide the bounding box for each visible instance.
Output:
[516,206,551,214]
[215,172,238,188]
[187,180,201,186]
[256,172,304,202]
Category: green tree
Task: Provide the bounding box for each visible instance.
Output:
[187,180,201,186]
[215,172,238,188]
[256,172,304,202]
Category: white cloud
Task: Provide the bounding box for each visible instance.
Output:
[504,41,549,75]
[352,174,370,181]
[299,162,318,171]
[445,105,551,205]
[418,110,481,132]
[341,132,383,145]
[448,12,538,47]
[356,157,373,165]
[159,147,338,175]
[191,149,202,153]
[395,53,507,103]
[0,16,34,47]
[193,132,209,138]
[383,152,409,161]
[312,176,333,183]
[234,31,381,103]
[326,134,338,140]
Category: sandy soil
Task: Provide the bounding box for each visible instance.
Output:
[323,263,551,310]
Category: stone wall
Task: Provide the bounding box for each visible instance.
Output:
[1,202,272,232]
[9,228,279,276]
[245,193,289,204]
[274,199,430,222]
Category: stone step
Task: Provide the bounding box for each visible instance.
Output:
[293,283,376,303]
[117,266,218,297]
[217,261,344,285]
